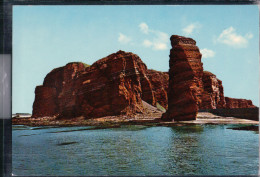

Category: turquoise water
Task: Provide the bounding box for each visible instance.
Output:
[12,124,259,176]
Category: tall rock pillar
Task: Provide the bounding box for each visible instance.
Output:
[162,35,204,121]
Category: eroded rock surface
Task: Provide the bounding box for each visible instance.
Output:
[199,71,255,110]
[32,51,167,118]
[32,37,256,120]
[32,62,85,118]
[162,35,204,121]
[76,51,151,118]
[225,97,256,108]
[200,71,226,109]
[146,69,169,110]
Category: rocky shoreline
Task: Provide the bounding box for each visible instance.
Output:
[12,111,259,128]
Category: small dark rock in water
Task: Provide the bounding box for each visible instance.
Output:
[19,134,37,137]
[227,125,259,132]
[57,142,78,146]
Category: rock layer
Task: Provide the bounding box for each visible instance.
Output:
[32,86,58,117]
[146,69,169,109]
[32,37,256,120]
[225,97,256,109]
[200,71,255,110]
[162,35,255,121]
[32,51,169,118]
[32,63,86,118]
[200,71,226,109]
[162,35,204,121]
[76,51,150,118]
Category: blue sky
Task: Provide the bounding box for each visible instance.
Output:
[13,5,259,114]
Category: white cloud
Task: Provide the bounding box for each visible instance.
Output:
[152,31,169,50]
[201,48,215,58]
[153,42,168,50]
[156,31,169,43]
[118,33,131,44]
[142,32,169,50]
[139,22,149,34]
[139,22,169,50]
[143,39,153,47]
[217,27,253,48]
[245,32,253,39]
[182,23,201,35]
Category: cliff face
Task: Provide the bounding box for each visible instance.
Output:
[216,79,226,108]
[225,97,256,109]
[32,63,85,118]
[162,35,204,121]
[146,69,169,109]
[32,51,169,118]
[32,36,256,120]
[200,71,226,109]
[32,86,58,117]
[75,51,150,118]
[200,71,255,110]
[161,35,255,121]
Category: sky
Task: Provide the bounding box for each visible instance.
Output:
[13,5,259,114]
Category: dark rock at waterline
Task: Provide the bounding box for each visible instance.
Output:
[57,142,78,146]
[200,108,259,121]
[227,125,258,132]
[225,97,256,109]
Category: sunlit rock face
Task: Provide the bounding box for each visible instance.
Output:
[32,62,85,118]
[32,51,168,118]
[75,50,152,118]
[162,35,204,121]
[32,38,257,120]
[200,71,226,109]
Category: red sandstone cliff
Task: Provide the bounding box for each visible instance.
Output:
[32,36,256,120]
[33,62,86,118]
[225,97,256,109]
[162,35,255,121]
[75,51,152,118]
[162,35,204,121]
[200,71,255,110]
[32,51,168,118]
[146,69,169,110]
[200,71,226,109]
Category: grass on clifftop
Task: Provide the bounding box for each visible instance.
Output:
[82,62,90,67]
[67,62,91,68]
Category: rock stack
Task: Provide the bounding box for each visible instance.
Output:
[162,35,256,121]
[162,35,204,121]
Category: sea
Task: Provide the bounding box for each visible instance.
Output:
[12,124,259,176]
